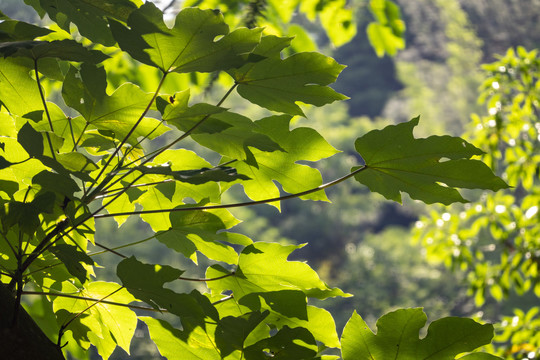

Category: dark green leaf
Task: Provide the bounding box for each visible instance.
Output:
[0,156,13,170]
[244,326,318,360]
[0,40,108,63]
[239,290,309,321]
[215,310,270,357]
[230,35,347,116]
[49,244,94,284]
[2,192,55,234]
[353,117,510,205]
[117,257,217,329]
[17,122,43,157]
[25,0,140,46]
[32,170,80,199]
[110,3,262,73]
[0,20,52,42]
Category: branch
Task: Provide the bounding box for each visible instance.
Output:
[94,165,367,218]
[85,72,168,197]
[178,272,235,282]
[22,290,167,313]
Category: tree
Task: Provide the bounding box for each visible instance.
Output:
[414,47,540,359]
[0,1,507,359]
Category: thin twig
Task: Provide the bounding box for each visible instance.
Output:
[95,165,368,218]
[23,290,168,313]
[85,72,168,198]
[57,286,124,347]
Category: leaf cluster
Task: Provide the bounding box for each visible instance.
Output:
[0,1,506,359]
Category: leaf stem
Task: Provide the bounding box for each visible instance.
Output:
[178,272,235,282]
[34,59,54,132]
[94,165,367,218]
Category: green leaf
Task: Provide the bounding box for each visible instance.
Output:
[367,0,405,57]
[110,3,262,73]
[135,180,220,231]
[2,192,55,234]
[52,281,137,359]
[353,117,509,205]
[0,20,52,42]
[49,244,94,284]
[206,242,348,300]
[227,115,339,207]
[341,309,496,360]
[117,257,217,329]
[116,256,183,309]
[32,170,80,198]
[156,209,243,264]
[215,310,270,357]
[158,90,229,133]
[0,40,108,63]
[231,36,347,116]
[0,57,42,116]
[141,317,221,360]
[0,156,13,170]
[62,64,168,145]
[188,112,285,168]
[244,325,319,359]
[18,122,43,157]
[319,0,357,47]
[25,0,141,46]
[457,354,503,359]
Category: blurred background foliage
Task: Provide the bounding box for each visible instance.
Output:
[1,0,539,358]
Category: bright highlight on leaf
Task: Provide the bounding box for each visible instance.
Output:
[353,117,509,205]
[110,3,262,73]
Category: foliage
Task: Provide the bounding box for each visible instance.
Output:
[413,47,540,358]
[0,1,506,359]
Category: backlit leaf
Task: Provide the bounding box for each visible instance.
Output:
[341,308,496,360]
[52,281,137,359]
[110,3,262,73]
[353,117,509,205]
[231,36,347,116]
[141,317,221,360]
[206,242,348,300]
[25,0,141,46]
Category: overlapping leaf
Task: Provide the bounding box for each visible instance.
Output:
[206,242,348,300]
[353,117,509,205]
[110,3,262,73]
[156,208,250,265]
[62,64,168,145]
[141,317,221,360]
[0,39,108,63]
[223,115,339,207]
[24,0,141,46]
[52,281,137,360]
[0,57,42,116]
[117,256,218,330]
[341,308,501,359]
[230,35,347,116]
